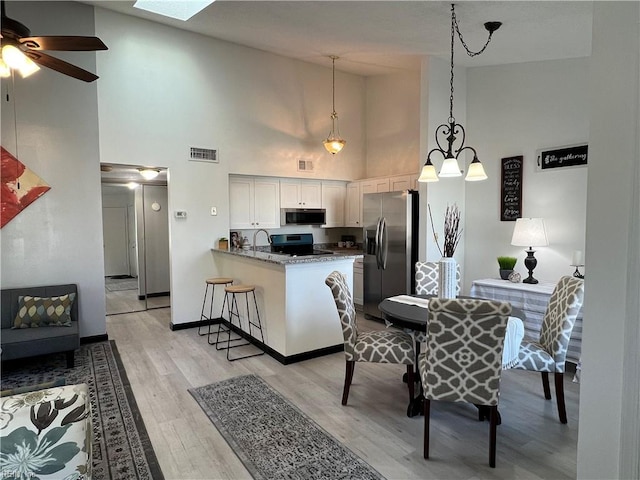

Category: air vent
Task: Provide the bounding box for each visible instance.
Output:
[297,159,314,172]
[189,147,218,163]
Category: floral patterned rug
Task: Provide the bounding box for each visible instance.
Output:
[1,341,163,480]
[189,374,385,480]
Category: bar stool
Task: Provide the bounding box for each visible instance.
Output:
[215,284,265,361]
[198,277,234,338]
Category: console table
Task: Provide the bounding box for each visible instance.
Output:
[470,278,583,365]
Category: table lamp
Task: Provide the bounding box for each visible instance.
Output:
[511,218,549,284]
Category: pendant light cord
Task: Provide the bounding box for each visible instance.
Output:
[331,55,337,118]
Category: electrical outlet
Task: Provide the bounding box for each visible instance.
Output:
[210,206,217,216]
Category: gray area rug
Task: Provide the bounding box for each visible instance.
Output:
[189,374,386,480]
[1,341,163,480]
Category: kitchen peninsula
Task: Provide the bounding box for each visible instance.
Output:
[211,246,362,363]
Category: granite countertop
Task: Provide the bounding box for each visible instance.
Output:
[211,247,363,265]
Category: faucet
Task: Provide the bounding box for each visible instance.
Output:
[253,229,271,251]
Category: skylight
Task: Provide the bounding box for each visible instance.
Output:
[133,0,215,21]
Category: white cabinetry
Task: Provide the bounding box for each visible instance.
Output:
[361,178,390,194]
[280,179,322,208]
[353,258,363,306]
[229,176,280,229]
[345,182,362,227]
[321,181,346,227]
[390,175,411,192]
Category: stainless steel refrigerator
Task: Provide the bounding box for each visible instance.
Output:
[363,190,419,319]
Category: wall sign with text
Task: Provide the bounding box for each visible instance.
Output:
[500,156,523,222]
[537,144,588,170]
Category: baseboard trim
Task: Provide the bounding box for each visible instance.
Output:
[80,334,109,344]
[170,318,222,331]
[170,318,343,363]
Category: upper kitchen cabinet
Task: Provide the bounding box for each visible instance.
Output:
[345,182,362,227]
[229,176,280,229]
[361,178,390,194]
[321,181,347,227]
[280,179,322,208]
[390,175,412,192]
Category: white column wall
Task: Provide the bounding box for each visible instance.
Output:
[579,2,640,478]
[0,1,106,337]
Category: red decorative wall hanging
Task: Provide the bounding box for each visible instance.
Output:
[1,146,50,228]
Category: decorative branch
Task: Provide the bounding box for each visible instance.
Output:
[442,204,463,258]
[427,204,443,257]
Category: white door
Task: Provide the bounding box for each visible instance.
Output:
[103,207,129,276]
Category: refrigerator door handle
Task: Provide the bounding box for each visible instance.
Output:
[380,217,388,270]
[375,217,382,269]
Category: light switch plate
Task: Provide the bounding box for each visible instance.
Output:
[210,206,217,216]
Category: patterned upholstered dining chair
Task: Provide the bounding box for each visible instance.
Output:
[418,297,511,468]
[511,275,585,423]
[413,261,462,343]
[325,271,415,409]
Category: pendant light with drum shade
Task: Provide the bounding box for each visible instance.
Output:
[418,4,501,183]
[323,56,346,154]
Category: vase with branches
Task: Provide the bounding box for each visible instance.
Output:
[428,203,462,298]
[428,203,463,258]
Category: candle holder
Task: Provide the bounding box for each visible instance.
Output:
[571,264,585,279]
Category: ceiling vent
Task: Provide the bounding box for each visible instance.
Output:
[297,159,314,172]
[189,147,218,163]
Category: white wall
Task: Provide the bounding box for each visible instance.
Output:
[579,2,640,477]
[0,1,106,338]
[365,71,421,178]
[94,8,367,325]
[463,58,590,291]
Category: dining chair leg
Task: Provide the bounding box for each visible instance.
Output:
[406,365,415,403]
[541,372,552,400]
[554,372,568,424]
[489,405,498,468]
[342,360,355,406]
[423,399,431,459]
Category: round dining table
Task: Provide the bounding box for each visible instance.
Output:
[378,294,525,418]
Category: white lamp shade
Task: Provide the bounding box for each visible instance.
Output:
[439,157,462,177]
[464,159,488,181]
[2,45,40,78]
[418,162,439,182]
[511,218,549,247]
[0,58,10,78]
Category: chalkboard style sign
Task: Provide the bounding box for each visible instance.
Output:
[538,144,588,170]
[501,156,523,221]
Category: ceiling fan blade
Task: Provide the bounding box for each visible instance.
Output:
[25,50,98,82]
[20,36,107,51]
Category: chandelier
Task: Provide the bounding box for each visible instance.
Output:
[418,4,501,183]
[323,56,346,154]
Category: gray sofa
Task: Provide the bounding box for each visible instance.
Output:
[1,284,79,367]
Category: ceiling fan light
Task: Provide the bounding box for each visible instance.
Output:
[418,159,439,183]
[139,168,160,180]
[0,59,10,78]
[18,56,40,78]
[2,44,27,69]
[439,156,463,177]
[465,157,488,181]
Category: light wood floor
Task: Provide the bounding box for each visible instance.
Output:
[107,308,579,480]
[105,286,170,316]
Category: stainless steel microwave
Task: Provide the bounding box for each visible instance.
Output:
[280,208,326,226]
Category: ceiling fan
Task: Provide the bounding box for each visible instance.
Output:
[0,0,107,82]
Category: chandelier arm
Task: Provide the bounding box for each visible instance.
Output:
[455,145,478,159]
[434,123,452,153]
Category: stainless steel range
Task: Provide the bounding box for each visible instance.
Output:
[270,233,334,257]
